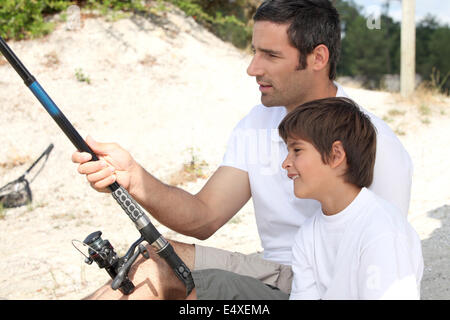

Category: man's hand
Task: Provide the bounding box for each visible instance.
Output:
[71,135,138,193]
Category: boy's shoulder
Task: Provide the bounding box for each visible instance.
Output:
[292,188,415,257]
[355,189,410,245]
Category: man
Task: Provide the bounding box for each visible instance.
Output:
[73,0,412,299]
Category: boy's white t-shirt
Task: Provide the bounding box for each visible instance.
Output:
[289,188,423,300]
[221,83,413,265]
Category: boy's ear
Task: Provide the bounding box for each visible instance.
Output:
[329,141,346,169]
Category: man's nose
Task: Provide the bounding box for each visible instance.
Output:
[247,55,264,77]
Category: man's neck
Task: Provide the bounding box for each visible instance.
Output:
[285,80,338,113]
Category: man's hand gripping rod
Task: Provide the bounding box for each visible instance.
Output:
[0,36,195,296]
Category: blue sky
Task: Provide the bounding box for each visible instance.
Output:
[352,0,450,25]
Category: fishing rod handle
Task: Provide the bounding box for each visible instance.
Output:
[112,186,160,234]
[156,241,195,295]
[113,186,195,294]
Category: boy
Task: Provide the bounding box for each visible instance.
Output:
[279,97,423,299]
[186,97,422,300]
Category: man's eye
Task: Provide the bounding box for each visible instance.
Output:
[294,148,302,153]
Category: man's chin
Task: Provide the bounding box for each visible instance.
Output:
[261,96,283,108]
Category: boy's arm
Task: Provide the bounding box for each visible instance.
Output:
[289,228,321,300]
[358,233,421,299]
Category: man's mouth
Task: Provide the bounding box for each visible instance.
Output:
[257,80,273,92]
[259,84,272,93]
[288,174,299,180]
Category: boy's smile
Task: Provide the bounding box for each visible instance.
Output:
[287,173,299,180]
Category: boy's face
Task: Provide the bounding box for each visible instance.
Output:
[282,137,332,200]
[247,21,314,112]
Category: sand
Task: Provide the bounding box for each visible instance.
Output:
[0,6,448,299]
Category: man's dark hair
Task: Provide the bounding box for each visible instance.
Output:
[278,97,377,188]
[254,0,341,80]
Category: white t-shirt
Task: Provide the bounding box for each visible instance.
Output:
[289,188,423,300]
[221,83,413,265]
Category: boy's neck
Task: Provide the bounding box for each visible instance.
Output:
[320,183,362,216]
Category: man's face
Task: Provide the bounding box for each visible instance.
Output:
[247,21,313,111]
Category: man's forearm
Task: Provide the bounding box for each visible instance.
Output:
[127,165,214,239]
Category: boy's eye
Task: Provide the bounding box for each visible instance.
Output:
[294,148,302,153]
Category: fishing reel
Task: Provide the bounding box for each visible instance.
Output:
[73,231,150,295]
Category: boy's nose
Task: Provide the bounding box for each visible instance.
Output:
[282,156,291,170]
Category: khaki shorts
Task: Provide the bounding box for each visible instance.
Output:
[191,269,290,300]
[194,244,293,294]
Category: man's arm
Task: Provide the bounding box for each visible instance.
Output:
[131,165,251,240]
[73,137,251,239]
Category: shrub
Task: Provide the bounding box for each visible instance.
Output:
[213,14,251,49]
[0,0,71,40]
[0,0,256,49]
[167,0,255,49]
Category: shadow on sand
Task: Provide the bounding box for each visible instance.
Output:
[420,204,450,299]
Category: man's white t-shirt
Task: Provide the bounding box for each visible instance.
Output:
[221,83,413,265]
[289,187,423,300]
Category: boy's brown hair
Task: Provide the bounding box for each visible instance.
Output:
[278,97,377,188]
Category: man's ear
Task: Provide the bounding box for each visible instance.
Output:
[309,44,330,73]
[329,141,346,169]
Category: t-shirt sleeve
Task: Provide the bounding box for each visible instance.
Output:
[289,228,321,300]
[358,232,421,300]
[370,131,413,217]
[220,118,249,172]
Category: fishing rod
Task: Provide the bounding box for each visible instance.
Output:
[0,35,194,296]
